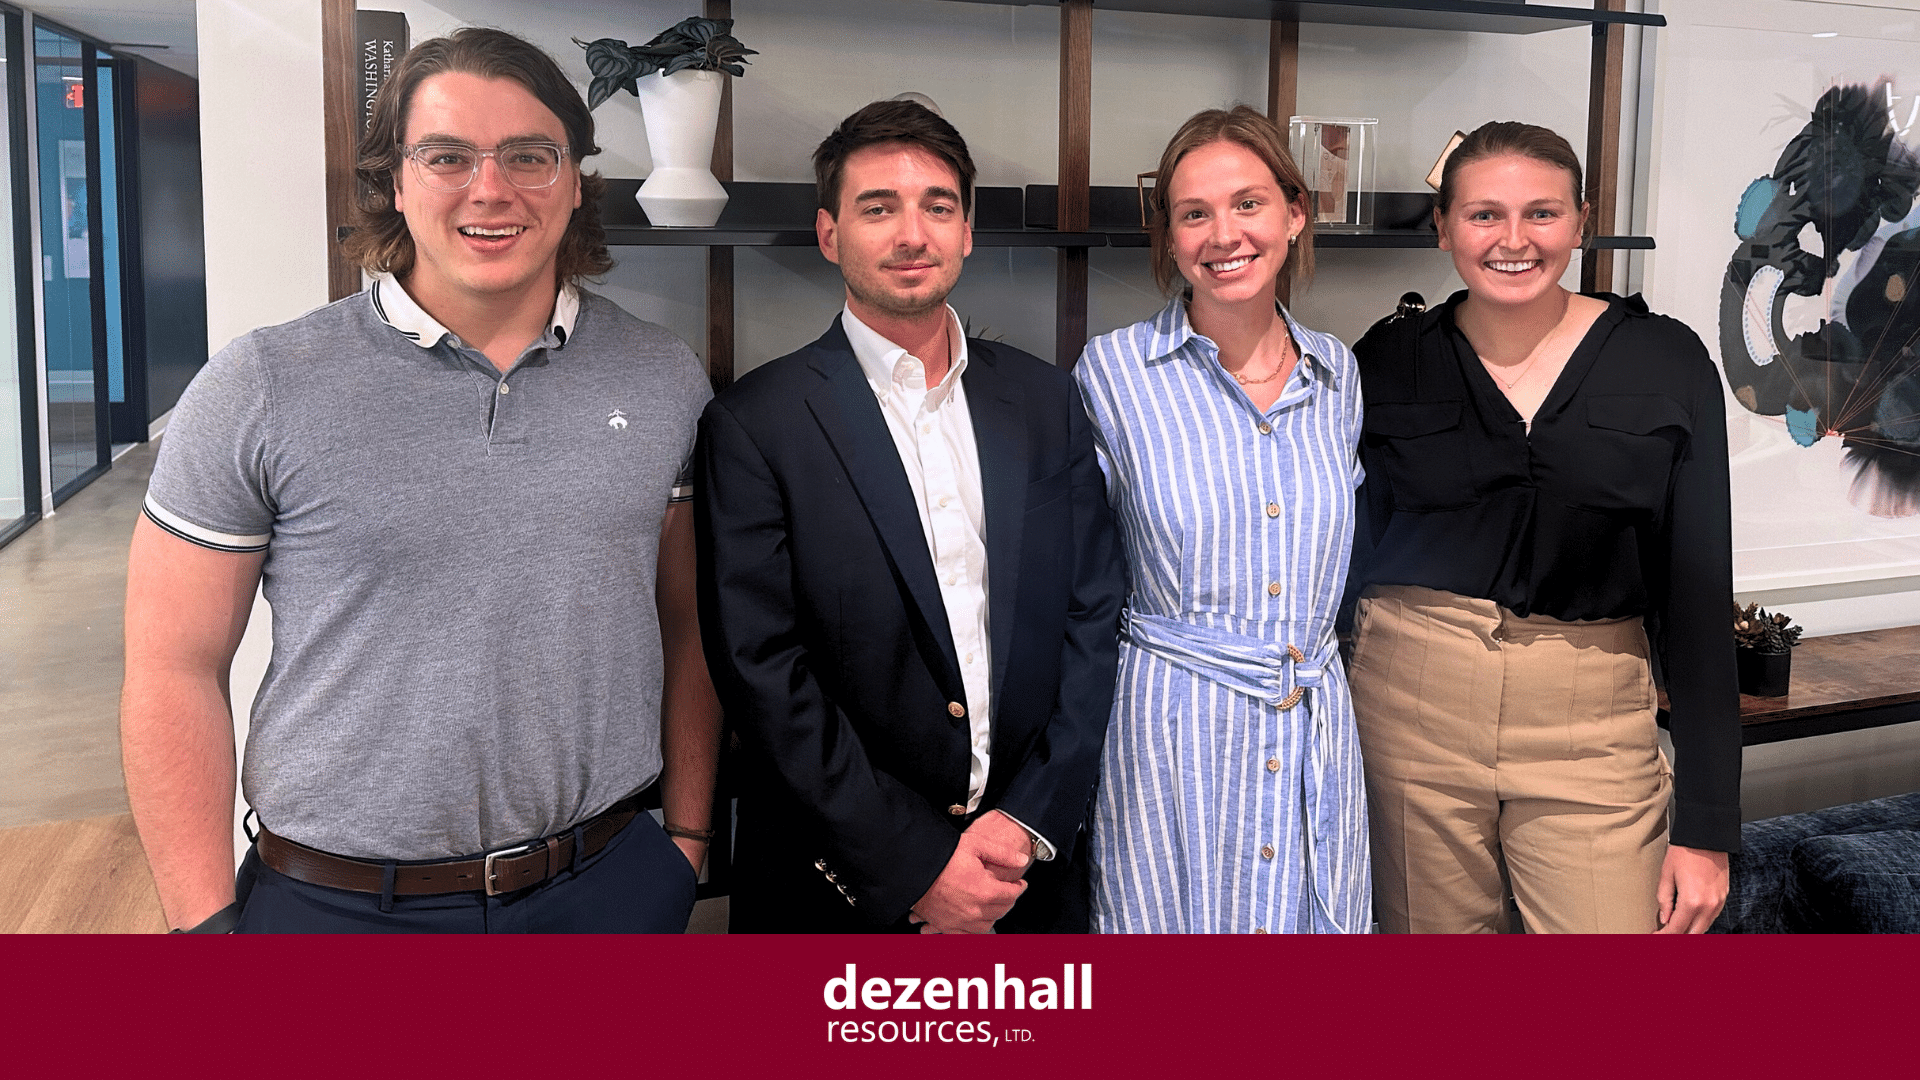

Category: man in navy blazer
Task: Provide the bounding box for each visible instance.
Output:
[695,100,1124,933]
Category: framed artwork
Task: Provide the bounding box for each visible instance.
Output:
[1647,0,1920,591]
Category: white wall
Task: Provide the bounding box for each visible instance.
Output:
[199,0,331,352]
[197,0,331,863]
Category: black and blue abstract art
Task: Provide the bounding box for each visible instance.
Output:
[1721,81,1920,515]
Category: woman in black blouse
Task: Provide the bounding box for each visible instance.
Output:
[1346,122,1739,933]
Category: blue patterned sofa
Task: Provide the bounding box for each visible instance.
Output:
[1711,792,1920,933]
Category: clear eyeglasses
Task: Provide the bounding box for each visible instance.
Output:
[400,142,570,191]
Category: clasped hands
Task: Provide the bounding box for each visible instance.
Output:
[908,809,1035,934]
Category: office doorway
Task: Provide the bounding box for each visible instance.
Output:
[1,10,35,544]
[35,22,132,504]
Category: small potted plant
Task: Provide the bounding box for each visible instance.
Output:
[576,18,756,227]
[1733,601,1802,697]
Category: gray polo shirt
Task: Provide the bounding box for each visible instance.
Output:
[145,277,710,860]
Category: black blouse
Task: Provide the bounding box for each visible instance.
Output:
[1349,291,1741,853]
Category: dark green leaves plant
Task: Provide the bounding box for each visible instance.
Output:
[1733,602,1803,654]
[574,17,756,110]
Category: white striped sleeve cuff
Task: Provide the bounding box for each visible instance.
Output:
[143,495,271,553]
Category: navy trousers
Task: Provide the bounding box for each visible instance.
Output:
[233,812,698,933]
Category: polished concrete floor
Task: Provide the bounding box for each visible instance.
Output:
[0,441,153,830]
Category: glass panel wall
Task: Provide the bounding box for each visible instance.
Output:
[35,23,103,500]
[99,57,125,436]
[0,12,28,539]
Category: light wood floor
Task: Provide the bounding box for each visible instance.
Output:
[0,813,166,933]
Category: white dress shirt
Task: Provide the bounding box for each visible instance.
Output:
[841,305,1052,858]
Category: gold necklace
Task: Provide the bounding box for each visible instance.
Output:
[1232,328,1297,386]
[1487,351,1543,391]
[1483,295,1569,391]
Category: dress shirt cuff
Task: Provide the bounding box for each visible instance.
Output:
[995,810,1055,862]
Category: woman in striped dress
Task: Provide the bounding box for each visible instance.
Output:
[1073,106,1369,933]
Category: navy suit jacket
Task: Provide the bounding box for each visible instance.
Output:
[695,316,1124,932]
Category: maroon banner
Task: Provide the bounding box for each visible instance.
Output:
[6,934,1910,1076]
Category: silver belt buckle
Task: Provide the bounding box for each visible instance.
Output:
[483,841,541,896]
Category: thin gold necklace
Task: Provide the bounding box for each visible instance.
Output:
[1232,326,1297,386]
[1483,295,1569,390]
[1488,352,1542,391]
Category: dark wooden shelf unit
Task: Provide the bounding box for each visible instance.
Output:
[596,180,1660,250]
[320,0,1658,377]
[599,179,1104,247]
[1094,231,1656,250]
[942,0,1663,35]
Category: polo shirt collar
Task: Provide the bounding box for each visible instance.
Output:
[371,275,581,352]
[841,303,970,409]
[1153,294,1338,389]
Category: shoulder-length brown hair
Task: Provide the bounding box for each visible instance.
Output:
[1146,105,1315,297]
[343,27,614,284]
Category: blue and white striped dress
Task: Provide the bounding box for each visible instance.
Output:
[1073,298,1370,934]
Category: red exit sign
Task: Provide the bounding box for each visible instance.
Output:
[64,83,83,109]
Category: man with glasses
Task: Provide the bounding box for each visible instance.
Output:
[122,28,720,932]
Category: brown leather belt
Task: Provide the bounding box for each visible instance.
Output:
[256,795,643,897]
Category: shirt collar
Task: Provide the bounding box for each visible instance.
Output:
[841,303,970,408]
[371,275,580,352]
[1151,295,1339,390]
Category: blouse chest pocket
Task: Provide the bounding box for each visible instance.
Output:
[1570,394,1691,513]
[1363,400,1475,511]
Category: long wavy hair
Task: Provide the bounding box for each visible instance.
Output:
[343,27,613,284]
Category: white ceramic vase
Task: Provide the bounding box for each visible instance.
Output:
[634,68,729,228]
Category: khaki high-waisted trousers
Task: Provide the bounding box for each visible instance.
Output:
[1349,585,1670,934]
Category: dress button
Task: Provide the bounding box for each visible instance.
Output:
[948,804,967,816]
[948,701,966,718]
[938,495,950,507]
[498,382,510,395]
[921,424,932,434]
[1266,502,1280,518]
[1266,758,1281,773]
[1267,582,1282,597]
[1491,628,1506,643]
[1257,422,1273,435]
[1253,927,1268,935]
[1261,844,1275,860]
[814,858,828,872]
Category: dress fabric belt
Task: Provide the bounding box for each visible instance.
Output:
[1121,610,1336,708]
[1120,610,1352,932]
